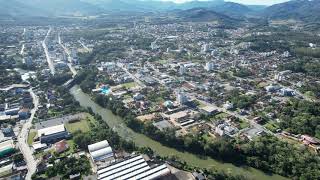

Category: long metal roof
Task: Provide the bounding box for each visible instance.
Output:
[88,140,109,153]
[97,155,170,180]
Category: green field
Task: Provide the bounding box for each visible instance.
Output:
[65,119,90,133]
[239,120,250,129]
[264,121,280,133]
[121,82,137,89]
[28,130,37,145]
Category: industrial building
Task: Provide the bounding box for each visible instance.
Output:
[97,155,171,180]
[37,124,70,144]
[88,140,114,162]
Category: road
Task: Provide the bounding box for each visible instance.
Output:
[78,40,90,52]
[58,33,77,77]
[117,63,146,88]
[20,44,25,55]
[18,89,39,180]
[42,27,55,75]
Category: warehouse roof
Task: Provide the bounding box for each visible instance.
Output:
[97,155,170,180]
[88,140,113,162]
[88,140,109,152]
[37,124,66,137]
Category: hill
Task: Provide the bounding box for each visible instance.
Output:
[0,0,46,17]
[0,0,103,17]
[0,0,255,18]
[176,8,241,27]
[214,2,252,17]
[264,0,320,22]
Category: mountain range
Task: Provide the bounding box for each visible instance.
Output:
[1,0,320,23]
[0,0,254,17]
[264,0,320,22]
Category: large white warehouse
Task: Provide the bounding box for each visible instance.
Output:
[88,140,113,162]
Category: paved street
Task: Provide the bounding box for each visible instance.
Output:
[58,33,78,77]
[18,89,39,180]
[79,40,90,52]
[42,27,55,75]
[117,63,147,88]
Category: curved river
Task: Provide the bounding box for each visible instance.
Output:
[70,85,287,180]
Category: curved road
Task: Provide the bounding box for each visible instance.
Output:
[18,89,39,180]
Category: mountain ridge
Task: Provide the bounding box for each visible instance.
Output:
[264,0,320,22]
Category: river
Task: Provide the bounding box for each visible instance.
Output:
[70,85,287,180]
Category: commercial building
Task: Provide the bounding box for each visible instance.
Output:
[97,155,171,180]
[0,140,15,158]
[177,92,188,105]
[200,106,219,116]
[37,124,70,144]
[88,140,114,162]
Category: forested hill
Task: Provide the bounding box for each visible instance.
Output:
[263,0,320,22]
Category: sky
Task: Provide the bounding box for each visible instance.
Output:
[159,0,290,5]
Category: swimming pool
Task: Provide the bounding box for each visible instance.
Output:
[101,86,110,95]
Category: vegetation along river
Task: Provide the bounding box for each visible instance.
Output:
[70,85,287,180]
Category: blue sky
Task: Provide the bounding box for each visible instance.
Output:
[159,0,290,5]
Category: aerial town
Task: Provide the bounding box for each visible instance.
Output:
[1,0,320,180]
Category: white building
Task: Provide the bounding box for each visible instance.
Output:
[215,122,238,137]
[179,65,186,75]
[223,101,234,110]
[201,44,209,53]
[274,73,284,82]
[205,61,214,71]
[88,140,114,162]
[97,155,171,180]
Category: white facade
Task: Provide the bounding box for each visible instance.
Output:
[223,102,234,110]
[205,61,214,71]
[179,65,186,75]
[201,44,209,53]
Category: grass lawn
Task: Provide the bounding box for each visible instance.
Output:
[121,82,137,89]
[214,112,229,119]
[239,120,250,129]
[195,100,206,108]
[264,121,280,133]
[65,119,90,133]
[202,133,215,142]
[27,130,37,145]
[158,59,168,64]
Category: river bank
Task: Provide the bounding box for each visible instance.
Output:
[70,85,287,180]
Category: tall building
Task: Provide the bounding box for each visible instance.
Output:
[179,65,186,75]
[71,48,77,59]
[177,92,188,105]
[205,61,214,71]
[201,44,209,53]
